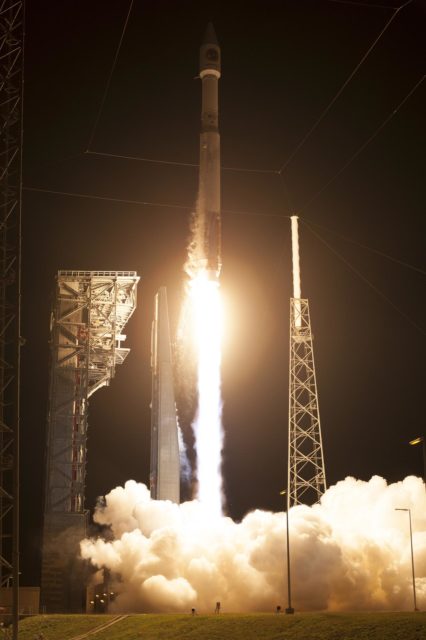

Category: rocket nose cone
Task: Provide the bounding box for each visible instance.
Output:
[199,21,221,77]
[203,22,219,46]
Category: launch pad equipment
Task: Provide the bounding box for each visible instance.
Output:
[41,270,139,612]
[288,218,326,507]
[150,287,180,503]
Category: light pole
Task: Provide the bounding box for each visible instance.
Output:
[409,436,426,486]
[395,508,419,611]
[280,490,294,614]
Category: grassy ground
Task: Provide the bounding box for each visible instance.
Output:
[16,614,114,640]
[17,612,426,640]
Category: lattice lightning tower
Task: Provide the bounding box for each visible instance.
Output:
[287,216,326,507]
[0,2,24,637]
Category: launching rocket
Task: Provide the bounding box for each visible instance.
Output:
[198,23,221,279]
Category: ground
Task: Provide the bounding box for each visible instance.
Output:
[16,612,426,639]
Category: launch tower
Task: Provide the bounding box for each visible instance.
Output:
[288,217,326,507]
[41,270,139,612]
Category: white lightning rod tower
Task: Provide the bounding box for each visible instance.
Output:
[288,216,326,507]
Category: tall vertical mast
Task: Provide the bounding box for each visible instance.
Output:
[150,287,180,503]
[288,218,326,507]
[0,3,24,637]
[290,216,302,328]
[198,23,221,280]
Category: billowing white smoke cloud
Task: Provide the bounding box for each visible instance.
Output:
[81,475,426,613]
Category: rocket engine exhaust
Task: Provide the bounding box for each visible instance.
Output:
[179,23,225,516]
[81,475,426,613]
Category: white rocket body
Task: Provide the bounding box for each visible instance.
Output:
[198,23,221,280]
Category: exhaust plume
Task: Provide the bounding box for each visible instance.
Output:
[176,200,225,515]
[81,475,426,613]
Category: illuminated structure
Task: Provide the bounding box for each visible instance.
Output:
[0,3,24,636]
[150,287,180,503]
[41,270,139,612]
[288,217,326,507]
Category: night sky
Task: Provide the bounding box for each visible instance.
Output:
[22,0,425,586]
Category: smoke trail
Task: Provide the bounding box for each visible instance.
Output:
[183,201,205,280]
[176,202,225,515]
[81,475,426,613]
[177,421,191,484]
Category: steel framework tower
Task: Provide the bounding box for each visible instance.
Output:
[41,270,139,612]
[0,1,24,636]
[288,217,326,507]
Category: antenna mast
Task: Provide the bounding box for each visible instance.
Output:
[288,216,326,507]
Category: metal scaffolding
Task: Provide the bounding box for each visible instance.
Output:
[0,1,24,636]
[287,298,326,507]
[41,270,139,612]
